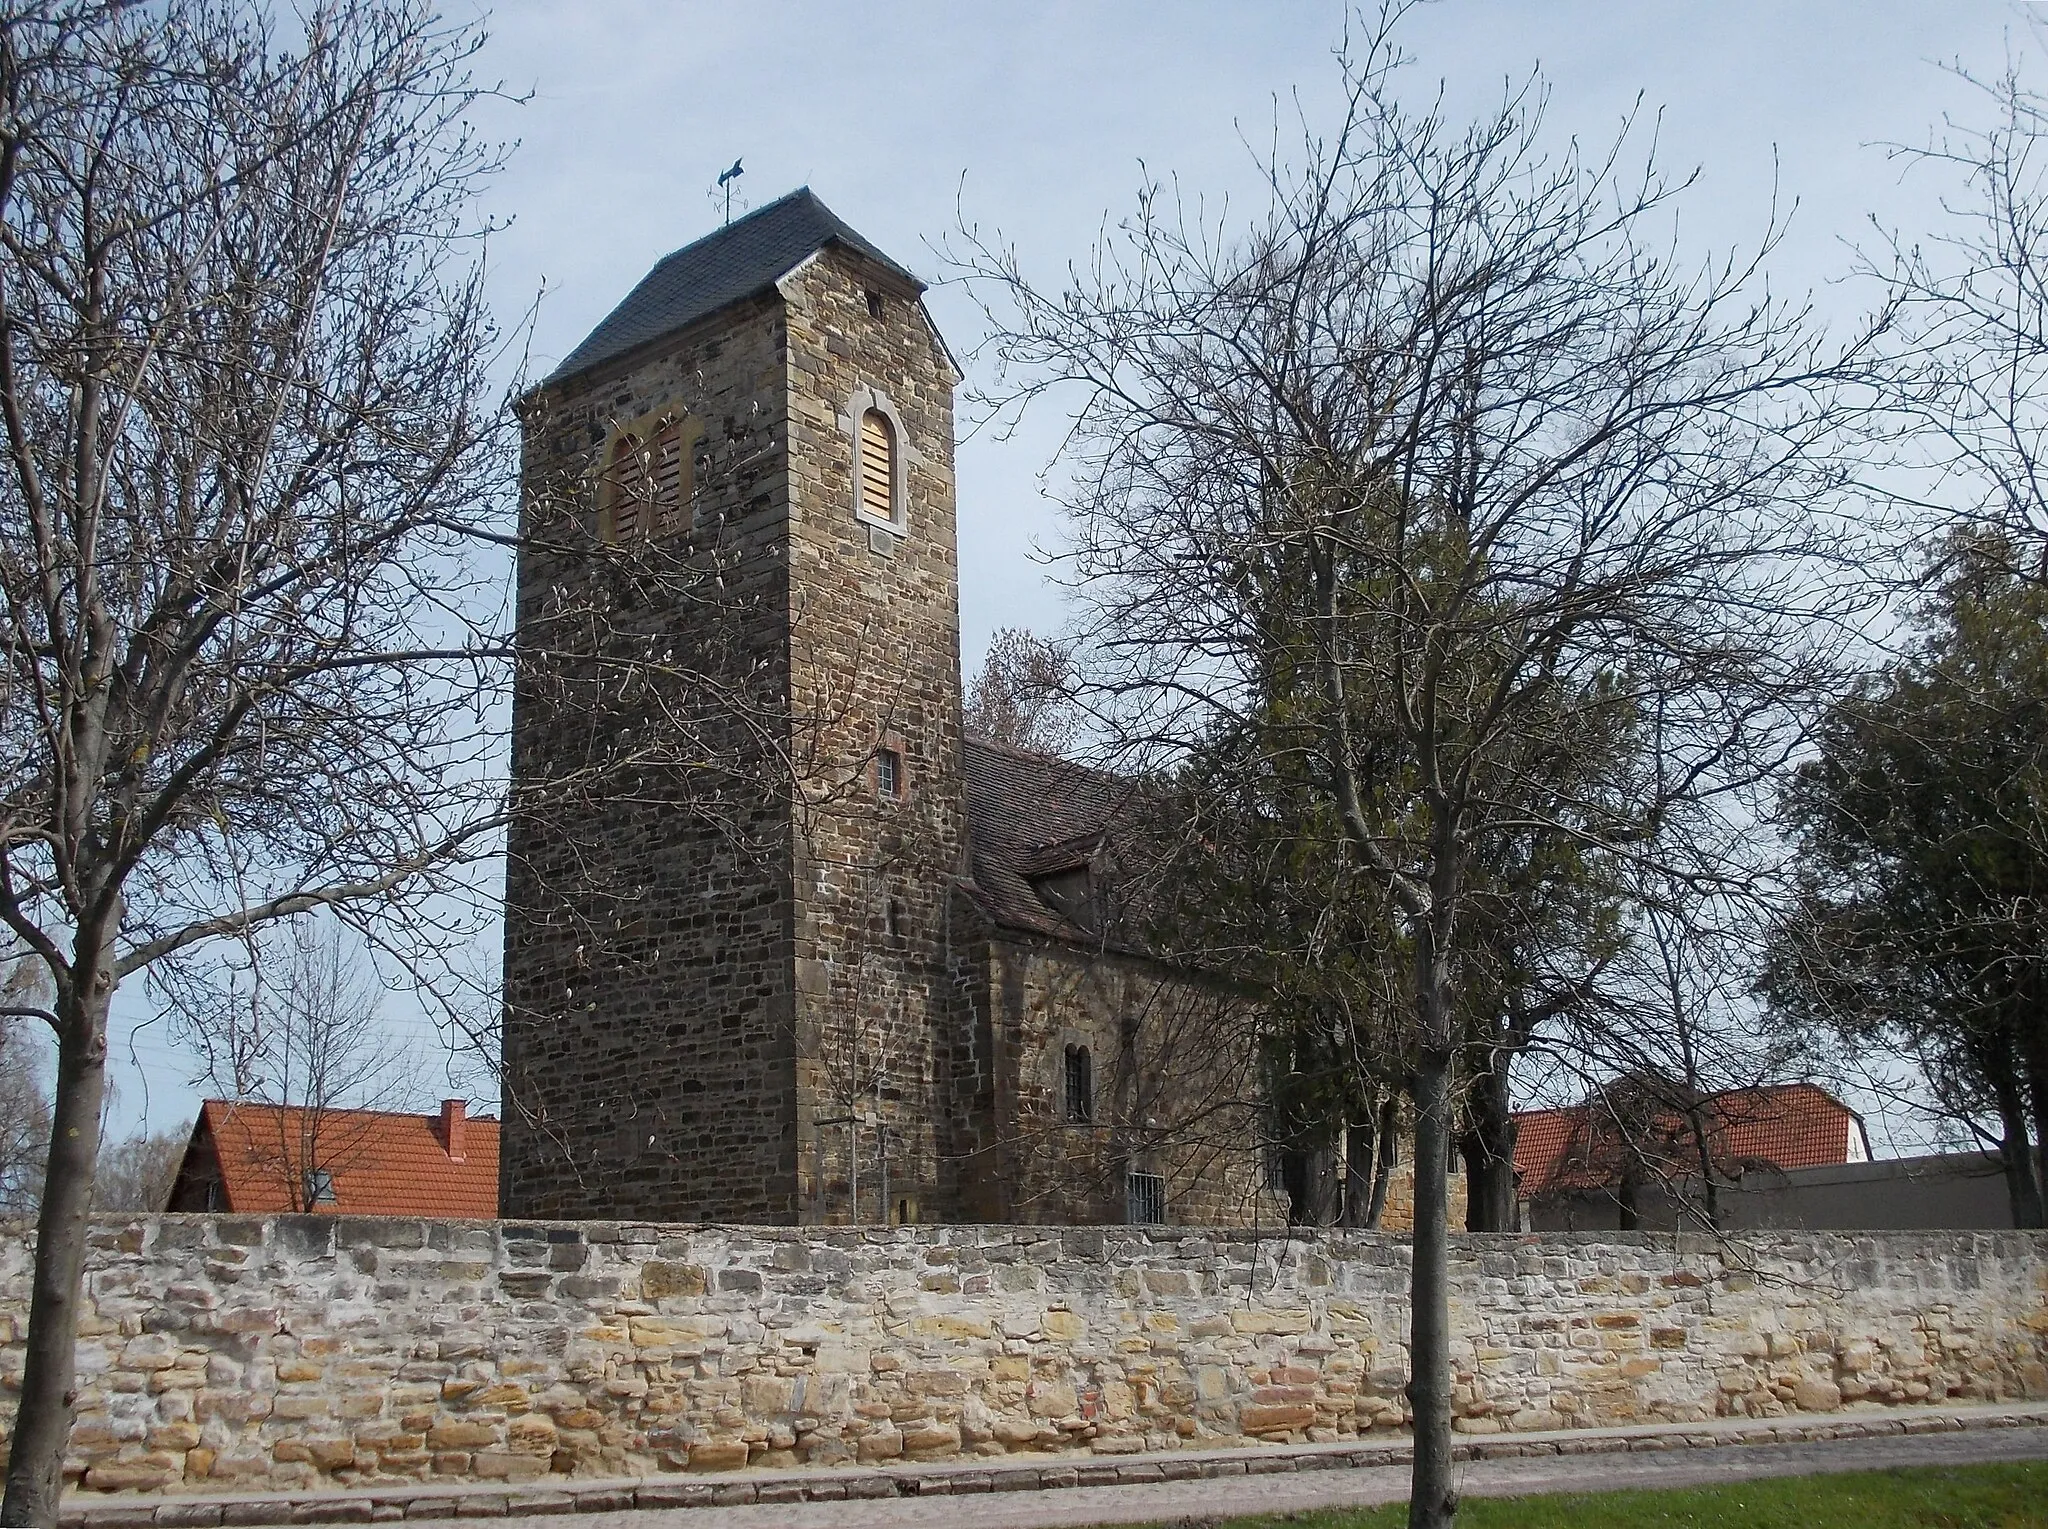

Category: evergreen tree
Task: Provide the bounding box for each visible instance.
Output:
[1764,535,2048,1225]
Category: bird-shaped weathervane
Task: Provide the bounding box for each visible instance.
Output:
[718,159,744,224]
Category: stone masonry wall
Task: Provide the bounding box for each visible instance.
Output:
[781,249,965,1226]
[967,935,1283,1227]
[503,292,801,1223]
[5,1216,2044,1496]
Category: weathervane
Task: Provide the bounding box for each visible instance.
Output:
[718,158,744,224]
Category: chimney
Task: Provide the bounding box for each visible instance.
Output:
[439,1099,467,1163]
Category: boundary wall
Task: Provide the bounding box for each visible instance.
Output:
[1,1217,2043,1495]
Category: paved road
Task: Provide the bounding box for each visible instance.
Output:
[410,1426,2048,1529]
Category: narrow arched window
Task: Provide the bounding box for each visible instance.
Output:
[605,431,649,540]
[1064,1044,1093,1124]
[859,408,895,523]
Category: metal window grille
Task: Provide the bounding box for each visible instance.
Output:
[877,747,902,799]
[1125,1170,1166,1225]
[1263,1141,1289,1191]
[1063,1045,1093,1124]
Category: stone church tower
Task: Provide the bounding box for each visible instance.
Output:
[500,190,966,1223]
[502,190,1278,1230]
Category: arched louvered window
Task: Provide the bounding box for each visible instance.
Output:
[859,408,895,523]
[602,415,693,542]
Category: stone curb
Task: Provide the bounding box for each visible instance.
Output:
[59,1403,2048,1527]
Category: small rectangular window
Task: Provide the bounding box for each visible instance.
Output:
[866,290,885,321]
[876,746,903,800]
[302,1168,336,1208]
[1125,1170,1166,1225]
[886,896,907,939]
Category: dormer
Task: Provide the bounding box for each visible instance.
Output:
[1019,832,1107,934]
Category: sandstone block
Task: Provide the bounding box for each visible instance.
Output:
[1027,1380,1077,1418]
[472,1450,548,1481]
[641,1261,707,1299]
[1040,1309,1085,1340]
[683,1439,750,1472]
[916,1314,993,1340]
[854,1429,902,1463]
[85,1463,180,1492]
[901,1423,961,1458]
[305,1438,358,1470]
[426,1420,500,1450]
[1792,1377,1842,1412]
[1238,1403,1315,1434]
[1231,1309,1312,1336]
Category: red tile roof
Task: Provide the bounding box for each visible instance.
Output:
[171,1099,498,1217]
[1513,1083,1860,1195]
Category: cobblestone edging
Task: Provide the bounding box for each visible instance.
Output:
[57,1404,2048,1527]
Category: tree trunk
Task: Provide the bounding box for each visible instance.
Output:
[2025,1056,2048,1230]
[1459,1050,1517,1232]
[1345,1107,1397,1229]
[1306,1141,1342,1225]
[1406,1044,1458,1529]
[1994,1078,2044,1229]
[3,928,115,1528]
[1367,1096,1398,1229]
[1343,1114,1374,1227]
[1615,1171,1642,1232]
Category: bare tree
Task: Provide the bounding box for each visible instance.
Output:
[954,11,1875,1521]
[0,4,514,1519]
[1521,881,1806,1233]
[1871,34,2048,581]
[964,626,1079,755]
[0,1017,48,1216]
[90,1125,183,1213]
[163,921,417,1209]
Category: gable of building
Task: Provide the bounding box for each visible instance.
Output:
[168,1099,499,1217]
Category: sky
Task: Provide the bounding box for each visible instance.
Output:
[100,0,2044,1150]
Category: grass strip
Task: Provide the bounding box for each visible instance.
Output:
[1189,1459,2048,1528]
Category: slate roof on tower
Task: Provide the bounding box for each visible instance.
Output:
[546,188,925,386]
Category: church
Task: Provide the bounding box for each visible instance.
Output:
[498,189,1276,1228]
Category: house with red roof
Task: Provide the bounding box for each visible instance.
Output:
[1512,1081,1871,1231]
[165,1098,498,1217]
